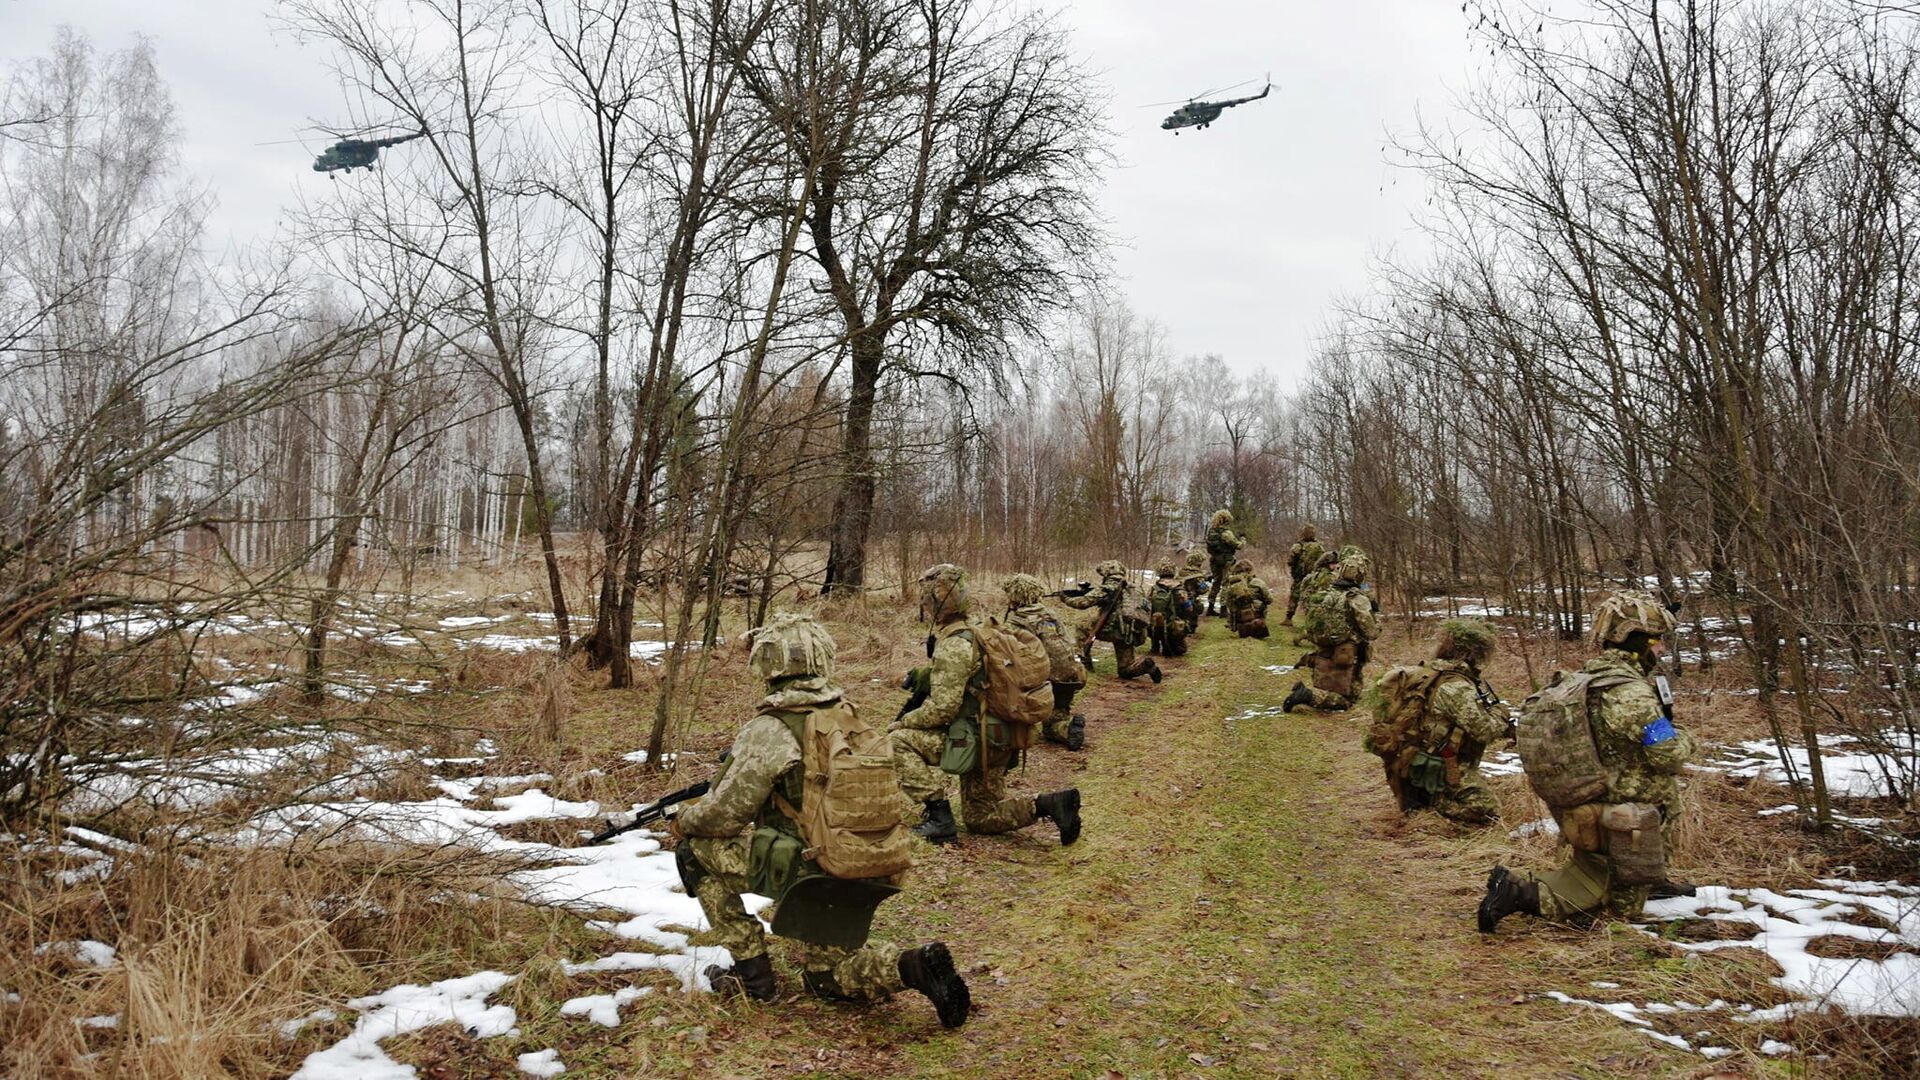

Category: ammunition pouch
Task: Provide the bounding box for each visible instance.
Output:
[674,842,706,895]
[748,826,808,902]
[1599,802,1667,886]
[1555,802,1606,853]
[1409,750,1449,796]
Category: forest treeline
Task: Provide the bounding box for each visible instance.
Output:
[2,0,1917,818]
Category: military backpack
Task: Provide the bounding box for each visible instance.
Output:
[1300,586,1358,648]
[971,619,1053,749]
[1363,664,1450,769]
[1288,540,1325,581]
[769,702,913,880]
[1514,671,1636,811]
[1205,526,1238,558]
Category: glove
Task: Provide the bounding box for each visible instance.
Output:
[603,809,639,830]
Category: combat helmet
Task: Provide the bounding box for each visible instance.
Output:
[1183,548,1208,572]
[1095,559,1127,581]
[1155,561,1177,579]
[1210,508,1234,528]
[1231,558,1254,575]
[1590,590,1676,647]
[1336,559,1368,586]
[1298,523,1316,541]
[1002,572,1046,608]
[748,612,836,683]
[1436,617,1496,666]
[918,563,971,622]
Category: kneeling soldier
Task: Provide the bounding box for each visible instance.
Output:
[669,612,970,1026]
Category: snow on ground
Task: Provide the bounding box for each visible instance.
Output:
[1261,664,1295,676]
[33,940,117,968]
[517,1048,567,1076]
[1708,730,1916,799]
[1508,817,1560,840]
[289,971,518,1080]
[63,730,413,816]
[1479,750,1525,778]
[1637,879,1920,1019]
[1539,990,1742,1057]
[559,985,653,1027]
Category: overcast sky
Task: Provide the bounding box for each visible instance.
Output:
[1,0,1482,386]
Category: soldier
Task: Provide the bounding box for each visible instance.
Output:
[1293,551,1339,631]
[1480,592,1698,931]
[1061,559,1163,683]
[1202,509,1245,615]
[1284,524,1326,622]
[1283,560,1380,712]
[889,564,1082,845]
[1220,558,1273,639]
[1180,549,1211,628]
[1364,618,1507,824]
[1002,573,1086,750]
[1147,562,1194,657]
[669,613,970,1026]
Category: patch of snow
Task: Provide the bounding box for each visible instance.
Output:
[1589,980,1620,989]
[1761,1039,1795,1055]
[1756,804,1887,828]
[278,1008,339,1039]
[4,991,20,1004]
[559,985,652,1027]
[1509,818,1561,840]
[517,1048,567,1077]
[243,787,600,851]
[1261,664,1295,676]
[1480,751,1525,778]
[1707,730,1916,799]
[1638,880,1920,1018]
[290,971,517,1080]
[35,940,117,968]
[439,616,502,629]
[78,1014,119,1029]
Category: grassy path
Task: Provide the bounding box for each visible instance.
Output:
[889,624,1687,1079]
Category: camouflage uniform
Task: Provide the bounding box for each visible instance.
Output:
[1202,509,1245,615]
[1399,659,1506,823]
[1292,568,1380,711]
[1147,563,1193,657]
[891,565,1080,842]
[1001,573,1084,748]
[1483,592,1698,932]
[1180,550,1211,627]
[1524,648,1696,921]
[1061,560,1160,681]
[1284,525,1326,622]
[1293,552,1338,629]
[673,616,920,1005]
[1220,558,1273,639]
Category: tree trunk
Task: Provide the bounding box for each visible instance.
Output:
[823,334,885,594]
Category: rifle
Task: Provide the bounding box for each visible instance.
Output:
[1080,583,1122,668]
[586,781,712,845]
[1048,581,1093,599]
[897,666,932,722]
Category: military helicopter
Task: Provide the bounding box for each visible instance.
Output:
[310,130,426,175]
[1153,78,1271,133]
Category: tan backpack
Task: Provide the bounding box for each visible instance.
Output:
[1363,664,1450,772]
[771,701,913,880]
[970,619,1053,749]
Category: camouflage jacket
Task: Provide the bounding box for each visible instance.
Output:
[1061,574,1144,642]
[1418,660,1506,767]
[1222,574,1271,613]
[1328,585,1381,643]
[674,676,844,838]
[1298,567,1333,601]
[1586,649,1696,807]
[1287,540,1325,580]
[893,619,981,732]
[1205,526,1244,559]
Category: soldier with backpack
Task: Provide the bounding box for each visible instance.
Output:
[1203,509,1245,614]
[1220,558,1273,639]
[889,564,1083,845]
[1180,548,1211,628]
[1479,591,1698,932]
[1292,551,1339,634]
[666,613,971,1026]
[1283,560,1381,713]
[1147,562,1193,657]
[1002,573,1087,750]
[1061,560,1163,683]
[1284,524,1326,623]
[1363,618,1508,823]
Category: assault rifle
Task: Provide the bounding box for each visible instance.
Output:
[1048,581,1093,599]
[1080,582,1123,669]
[586,781,712,845]
[897,666,932,722]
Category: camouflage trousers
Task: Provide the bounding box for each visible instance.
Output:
[1284,578,1305,621]
[1302,643,1360,710]
[1042,683,1081,745]
[1405,773,1500,825]
[1206,555,1232,611]
[1524,848,1649,923]
[889,727,950,805]
[1109,640,1156,680]
[683,835,905,1001]
[958,750,1040,835]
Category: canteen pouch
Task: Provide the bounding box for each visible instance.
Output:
[938,714,980,776]
[1409,750,1449,796]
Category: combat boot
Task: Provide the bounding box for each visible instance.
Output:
[1476,864,1540,933]
[1035,788,1082,846]
[1148,660,1163,684]
[1066,713,1086,752]
[1282,681,1313,713]
[913,799,957,844]
[898,942,970,1029]
[705,953,777,1001]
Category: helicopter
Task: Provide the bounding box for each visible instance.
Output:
[309,130,426,175]
[1155,79,1271,133]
